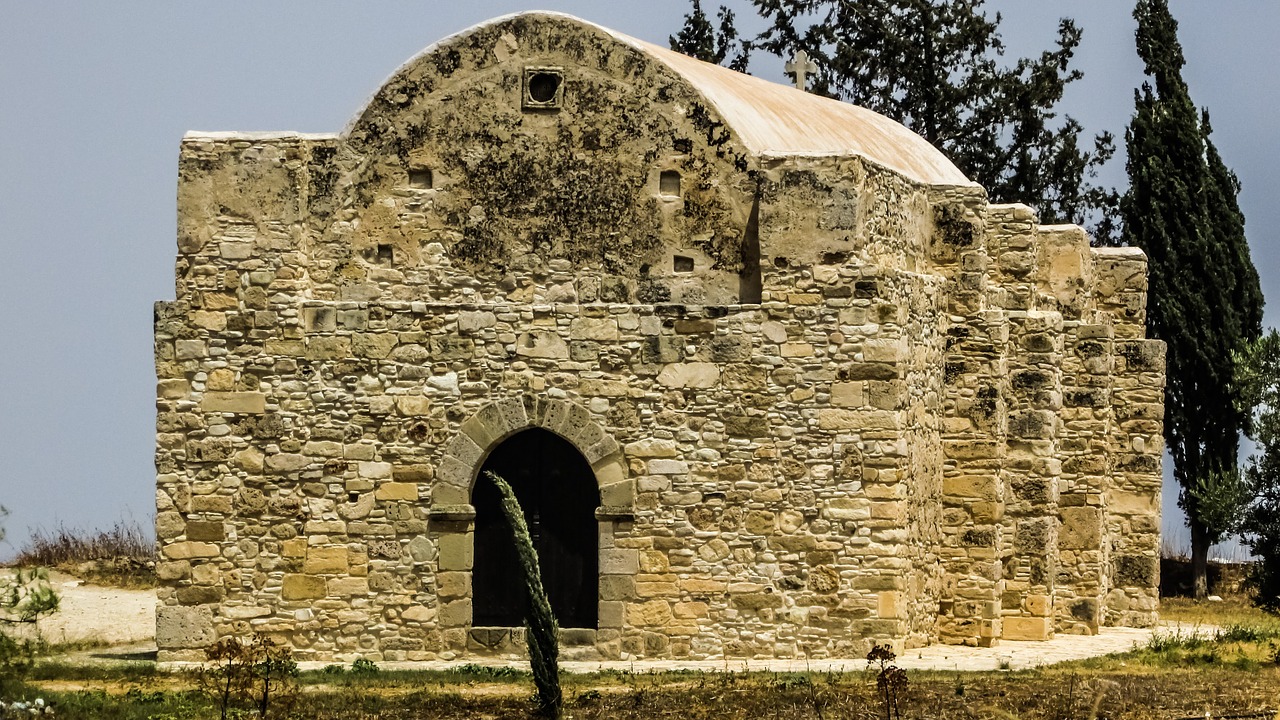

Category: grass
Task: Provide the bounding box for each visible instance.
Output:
[6,648,1280,720]
[11,519,155,588]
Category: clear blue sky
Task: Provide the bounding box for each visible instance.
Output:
[1,1,1274,558]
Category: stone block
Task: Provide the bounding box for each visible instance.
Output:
[265,453,310,473]
[376,482,420,501]
[202,392,267,415]
[185,521,224,542]
[304,547,349,574]
[516,331,570,359]
[780,342,814,357]
[878,592,903,619]
[647,459,688,475]
[599,480,634,507]
[440,599,472,627]
[190,495,231,514]
[1025,594,1052,617]
[328,577,369,596]
[657,363,720,388]
[626,599,672,626]
[624,439,678,458]
[458,310,497,332]
[831,381,864,407]
[823,498,871,522]
[1002,616,1051,641]
[1058,506,1102,550]
[402,605,437,623]
[438,534,474,571]
[570,317,619,341]
[396,396,431,416]
[163,542,220,559]
[174,340,206,361]
[156,605,215,649]
[281,574,326,600]
[157,379,190,400]
[599,601,625,628]
[943,474,998,500]
[600,548,638,575]
[817,409,897,431]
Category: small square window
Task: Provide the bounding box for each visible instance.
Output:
[409,168,433,189]
[660,170,681,197]
[673,255,694,273]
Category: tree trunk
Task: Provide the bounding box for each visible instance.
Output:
[1190,520,1211,600]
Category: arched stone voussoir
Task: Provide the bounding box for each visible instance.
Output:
[435,397,633,512]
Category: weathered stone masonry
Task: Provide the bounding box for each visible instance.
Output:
[154,12,1165,662]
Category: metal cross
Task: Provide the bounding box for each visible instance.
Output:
[785,49,818,92]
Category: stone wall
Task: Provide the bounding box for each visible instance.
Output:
[155,12,1163,662]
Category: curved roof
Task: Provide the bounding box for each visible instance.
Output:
[622,31,974,187]
[347,11,975,188]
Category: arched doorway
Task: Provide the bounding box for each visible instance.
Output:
[471,428,600,629]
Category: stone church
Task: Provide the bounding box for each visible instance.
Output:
[154,12,1165,662]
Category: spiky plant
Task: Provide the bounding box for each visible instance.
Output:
[484,471,561,717]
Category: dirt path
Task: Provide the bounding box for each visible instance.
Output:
[3,569,157,648]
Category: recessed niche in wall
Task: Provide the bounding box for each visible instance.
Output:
[660,170,682,197]
[376,244,394,264]
[773,256,789,269]
[408,167,433,189]
[673,255,694,273]
[523,67,564,110]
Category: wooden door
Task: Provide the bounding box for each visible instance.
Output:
[471,428,600,628]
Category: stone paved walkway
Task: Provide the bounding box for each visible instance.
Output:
[310,621,1219,674]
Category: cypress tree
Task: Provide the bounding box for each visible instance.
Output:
[672,0,1117,240]
[483,471,561,717]
[669,0,750,72]
[1122,0,1264,598]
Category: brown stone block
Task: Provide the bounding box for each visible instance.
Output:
[943,474,998,499]
[185,521,225,542]
[1058,506,1102,550]
[376,482,419,501]
[437,571,469,599]
[281,574,326,600]
[1002,616,1051,641]
[177,585,223,605]
[439,599,472,627]
[305,336,351,360]
[157,379,190,400]
[600,575,635,601]
[438,534,474,571]
[304,547,349,574]
[191,496,232,514]
[203,391,266,414]
[328,577,369,596]
[626,599,672,626]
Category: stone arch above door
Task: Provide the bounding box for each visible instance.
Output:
[430,395,633,519]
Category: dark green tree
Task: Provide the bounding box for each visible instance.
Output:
[669,0,750,72]
[1236,331,1280,611]
[484,472,561,717]
[671,0,1117,239]
[1122,0,1264,598]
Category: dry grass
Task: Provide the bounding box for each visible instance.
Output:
[12,520,155,588]
[16,662,1280,720]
